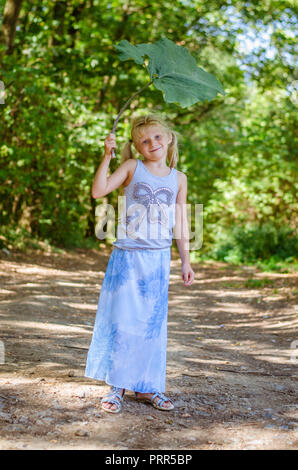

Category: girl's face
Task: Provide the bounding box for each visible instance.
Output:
[134,125,172,161]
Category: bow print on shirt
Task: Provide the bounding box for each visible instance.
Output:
[126,182,174,235]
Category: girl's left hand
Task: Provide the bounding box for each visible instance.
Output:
[181,262,195,287]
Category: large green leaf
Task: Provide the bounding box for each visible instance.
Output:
[115,39,146,66]
[115,37,226,107]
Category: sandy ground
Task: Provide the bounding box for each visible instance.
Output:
[0,245,297,450]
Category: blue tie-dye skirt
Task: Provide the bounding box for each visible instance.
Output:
[84,246,172,393]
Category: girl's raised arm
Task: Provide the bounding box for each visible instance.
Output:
[92,133,131,198]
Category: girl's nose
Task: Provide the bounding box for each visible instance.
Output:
[149,138,158,147]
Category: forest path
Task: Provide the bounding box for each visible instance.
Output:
[0,247,297,450]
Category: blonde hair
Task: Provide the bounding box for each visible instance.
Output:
[121,114,179,168]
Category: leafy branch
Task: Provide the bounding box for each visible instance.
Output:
[110,37,226,143]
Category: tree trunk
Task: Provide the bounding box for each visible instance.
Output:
[85,194,96,239]
[68,2,85,49]
[0,0,23,54]
[48,0,67,47]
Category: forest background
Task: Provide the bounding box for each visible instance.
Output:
[0,0,297,272]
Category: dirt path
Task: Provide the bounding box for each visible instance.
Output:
[0,246,297,450]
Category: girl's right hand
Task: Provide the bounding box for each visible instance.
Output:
[104,132,116,157]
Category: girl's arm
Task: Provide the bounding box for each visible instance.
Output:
[92,133,131,198]
[174,172,195,286]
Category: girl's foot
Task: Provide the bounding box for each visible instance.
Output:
[101,387,125,413]
[135,392,174,410]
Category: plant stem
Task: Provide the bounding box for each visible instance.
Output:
[111,79,154,133]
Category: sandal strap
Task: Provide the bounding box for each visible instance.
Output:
[111,386,124,394]
[152,392,173,407]
[151,392,160,402]
[101,387,125,404]
[101,397,121,408]
[103,391,123,401]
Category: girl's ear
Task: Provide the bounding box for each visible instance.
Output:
[168,132,173,146]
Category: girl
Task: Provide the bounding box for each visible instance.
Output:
[85,114,195,413]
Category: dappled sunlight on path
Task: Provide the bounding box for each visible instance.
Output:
[0,247,297,450]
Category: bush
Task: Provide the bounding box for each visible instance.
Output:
[212,224,298,263]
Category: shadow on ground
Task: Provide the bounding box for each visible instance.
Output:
[0,247,297,450]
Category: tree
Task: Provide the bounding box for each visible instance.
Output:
[0,0,23,54]
[0,0,296,260]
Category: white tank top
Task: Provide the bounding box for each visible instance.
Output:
[113,159,178,250]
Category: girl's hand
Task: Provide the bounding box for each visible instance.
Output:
[181,262,195,287]
[104,132,117,157]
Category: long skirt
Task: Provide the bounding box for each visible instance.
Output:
[84,246,172,393]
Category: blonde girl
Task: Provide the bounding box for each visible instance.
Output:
[85,114,194,413]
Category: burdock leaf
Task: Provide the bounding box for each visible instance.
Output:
[114,39,146,66]
[115,37,226,108]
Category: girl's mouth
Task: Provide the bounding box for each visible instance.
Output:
[149,147,161,152]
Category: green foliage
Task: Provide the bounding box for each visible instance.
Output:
[115,37,226,107]
[0,0,296,267]
[245,278,274,288]
[210,224,297,264]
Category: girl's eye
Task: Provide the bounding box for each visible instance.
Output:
[156,135,161,139]
[143,140,148,144]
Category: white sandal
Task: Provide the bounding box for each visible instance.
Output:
[101,386,126,414]
[135,391,174,411]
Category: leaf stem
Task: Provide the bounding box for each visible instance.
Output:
[111,79,154,133]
